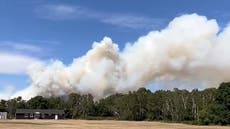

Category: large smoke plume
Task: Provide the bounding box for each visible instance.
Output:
[12,14,230,100]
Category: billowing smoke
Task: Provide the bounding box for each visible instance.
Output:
[12,13,230,100]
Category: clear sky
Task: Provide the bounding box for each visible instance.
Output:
[1,0,230,97]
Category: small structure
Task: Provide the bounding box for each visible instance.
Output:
[0,112,7,119]
[15,109,64,119]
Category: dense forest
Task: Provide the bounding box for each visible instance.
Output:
[0,82,229,125]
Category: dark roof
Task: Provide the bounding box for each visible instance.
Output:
[16,109,64,114]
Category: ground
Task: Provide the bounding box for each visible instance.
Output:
[0,120,229,129]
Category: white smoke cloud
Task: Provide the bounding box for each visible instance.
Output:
[11,13,230,100]
[0,53,40,74]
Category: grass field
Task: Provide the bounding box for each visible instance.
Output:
[0,120,229,129]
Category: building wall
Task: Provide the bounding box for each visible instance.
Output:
[16,113,32,119]
[15,113,64,119]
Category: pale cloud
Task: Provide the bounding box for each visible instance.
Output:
[0,41,42,53]
[0,53,40,74]
[48,5,76,15]
[101,15,165,29]
[24,39,60,45]
[35,4,166,29]
[35,4,79,20]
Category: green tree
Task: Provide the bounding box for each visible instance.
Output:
[27,96,49,109]
[212,83,230,125]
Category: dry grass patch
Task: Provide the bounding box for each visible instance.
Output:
[0,120,229,129]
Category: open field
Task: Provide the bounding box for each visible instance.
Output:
[0,120,229,129]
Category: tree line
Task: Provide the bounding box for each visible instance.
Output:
[0,82,229,125]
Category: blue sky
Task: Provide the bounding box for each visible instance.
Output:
[0,0,230,96]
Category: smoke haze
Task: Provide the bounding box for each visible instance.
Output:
[12,14,230,100]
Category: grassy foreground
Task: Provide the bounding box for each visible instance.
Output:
[0,120,229,129]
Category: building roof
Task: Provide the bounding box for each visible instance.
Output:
[16,109,64,114]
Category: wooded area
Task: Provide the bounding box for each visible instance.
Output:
[0,82,229,125]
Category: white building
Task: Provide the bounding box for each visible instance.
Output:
[0,112,7,119]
